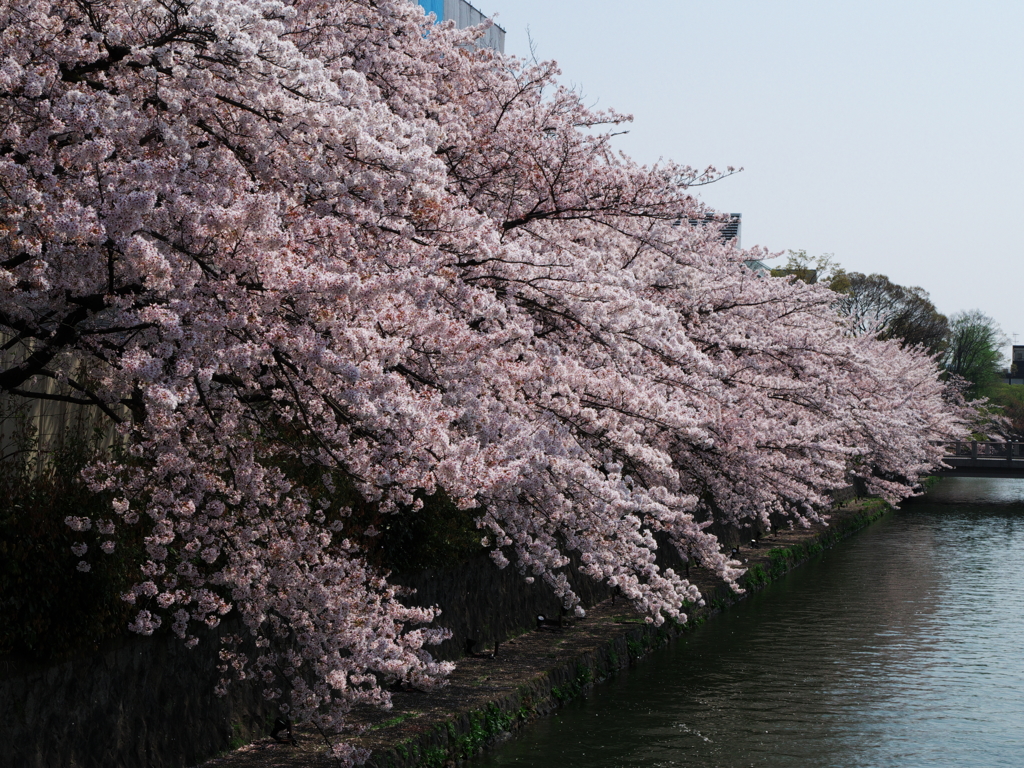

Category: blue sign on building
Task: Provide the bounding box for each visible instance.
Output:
[418,0,444,19]
[413,0,505,52]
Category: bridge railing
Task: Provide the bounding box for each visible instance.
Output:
[945,441,1024,461]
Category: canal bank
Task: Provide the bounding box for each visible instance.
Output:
[201,496,893,768]
[472,477,1024,768]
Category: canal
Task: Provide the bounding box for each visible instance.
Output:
[473,478,1024,768]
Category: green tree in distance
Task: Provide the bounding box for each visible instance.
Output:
[943,310,1007,398]
[981,382,1024,438]
[781,252,948,355]
[833,273,949,356]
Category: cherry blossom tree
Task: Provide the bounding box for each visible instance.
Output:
[0,0,970,761]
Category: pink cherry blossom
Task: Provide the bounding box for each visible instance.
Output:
[0,0,971,761]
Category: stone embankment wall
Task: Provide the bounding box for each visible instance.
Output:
[0,621,272,768]
[0,488,866,768]
[0,547,610,767]
[396,550,611,661]
[356,496,890,768]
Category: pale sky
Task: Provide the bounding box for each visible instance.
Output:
[481,0,1024,355]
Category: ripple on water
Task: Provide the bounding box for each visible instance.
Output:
[472,478,1024,768]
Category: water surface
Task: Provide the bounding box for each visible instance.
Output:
[474,478,1024,768]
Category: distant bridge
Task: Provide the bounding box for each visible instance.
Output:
[936,441,1024,479]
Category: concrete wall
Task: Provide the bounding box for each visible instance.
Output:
[0,621,271,768]
[0,554,608,767]
[0,353,124,479]
[396,551,610,660]
[2,496,855,766]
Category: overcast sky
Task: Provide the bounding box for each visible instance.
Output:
[480,0,1024,354]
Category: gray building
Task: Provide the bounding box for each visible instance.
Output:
[682,213,742,248]
[1008,345,1024,385]
[417,0,505,52]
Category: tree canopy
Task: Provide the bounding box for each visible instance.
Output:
[0,0,970,760]
[833,272,949,356]
[943,310,1007,397]
[780,253,949,355]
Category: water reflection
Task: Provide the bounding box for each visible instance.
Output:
[474,478,1024,768]
[923,475,1024,506]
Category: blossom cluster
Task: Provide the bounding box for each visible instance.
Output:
[0,0,969,760]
